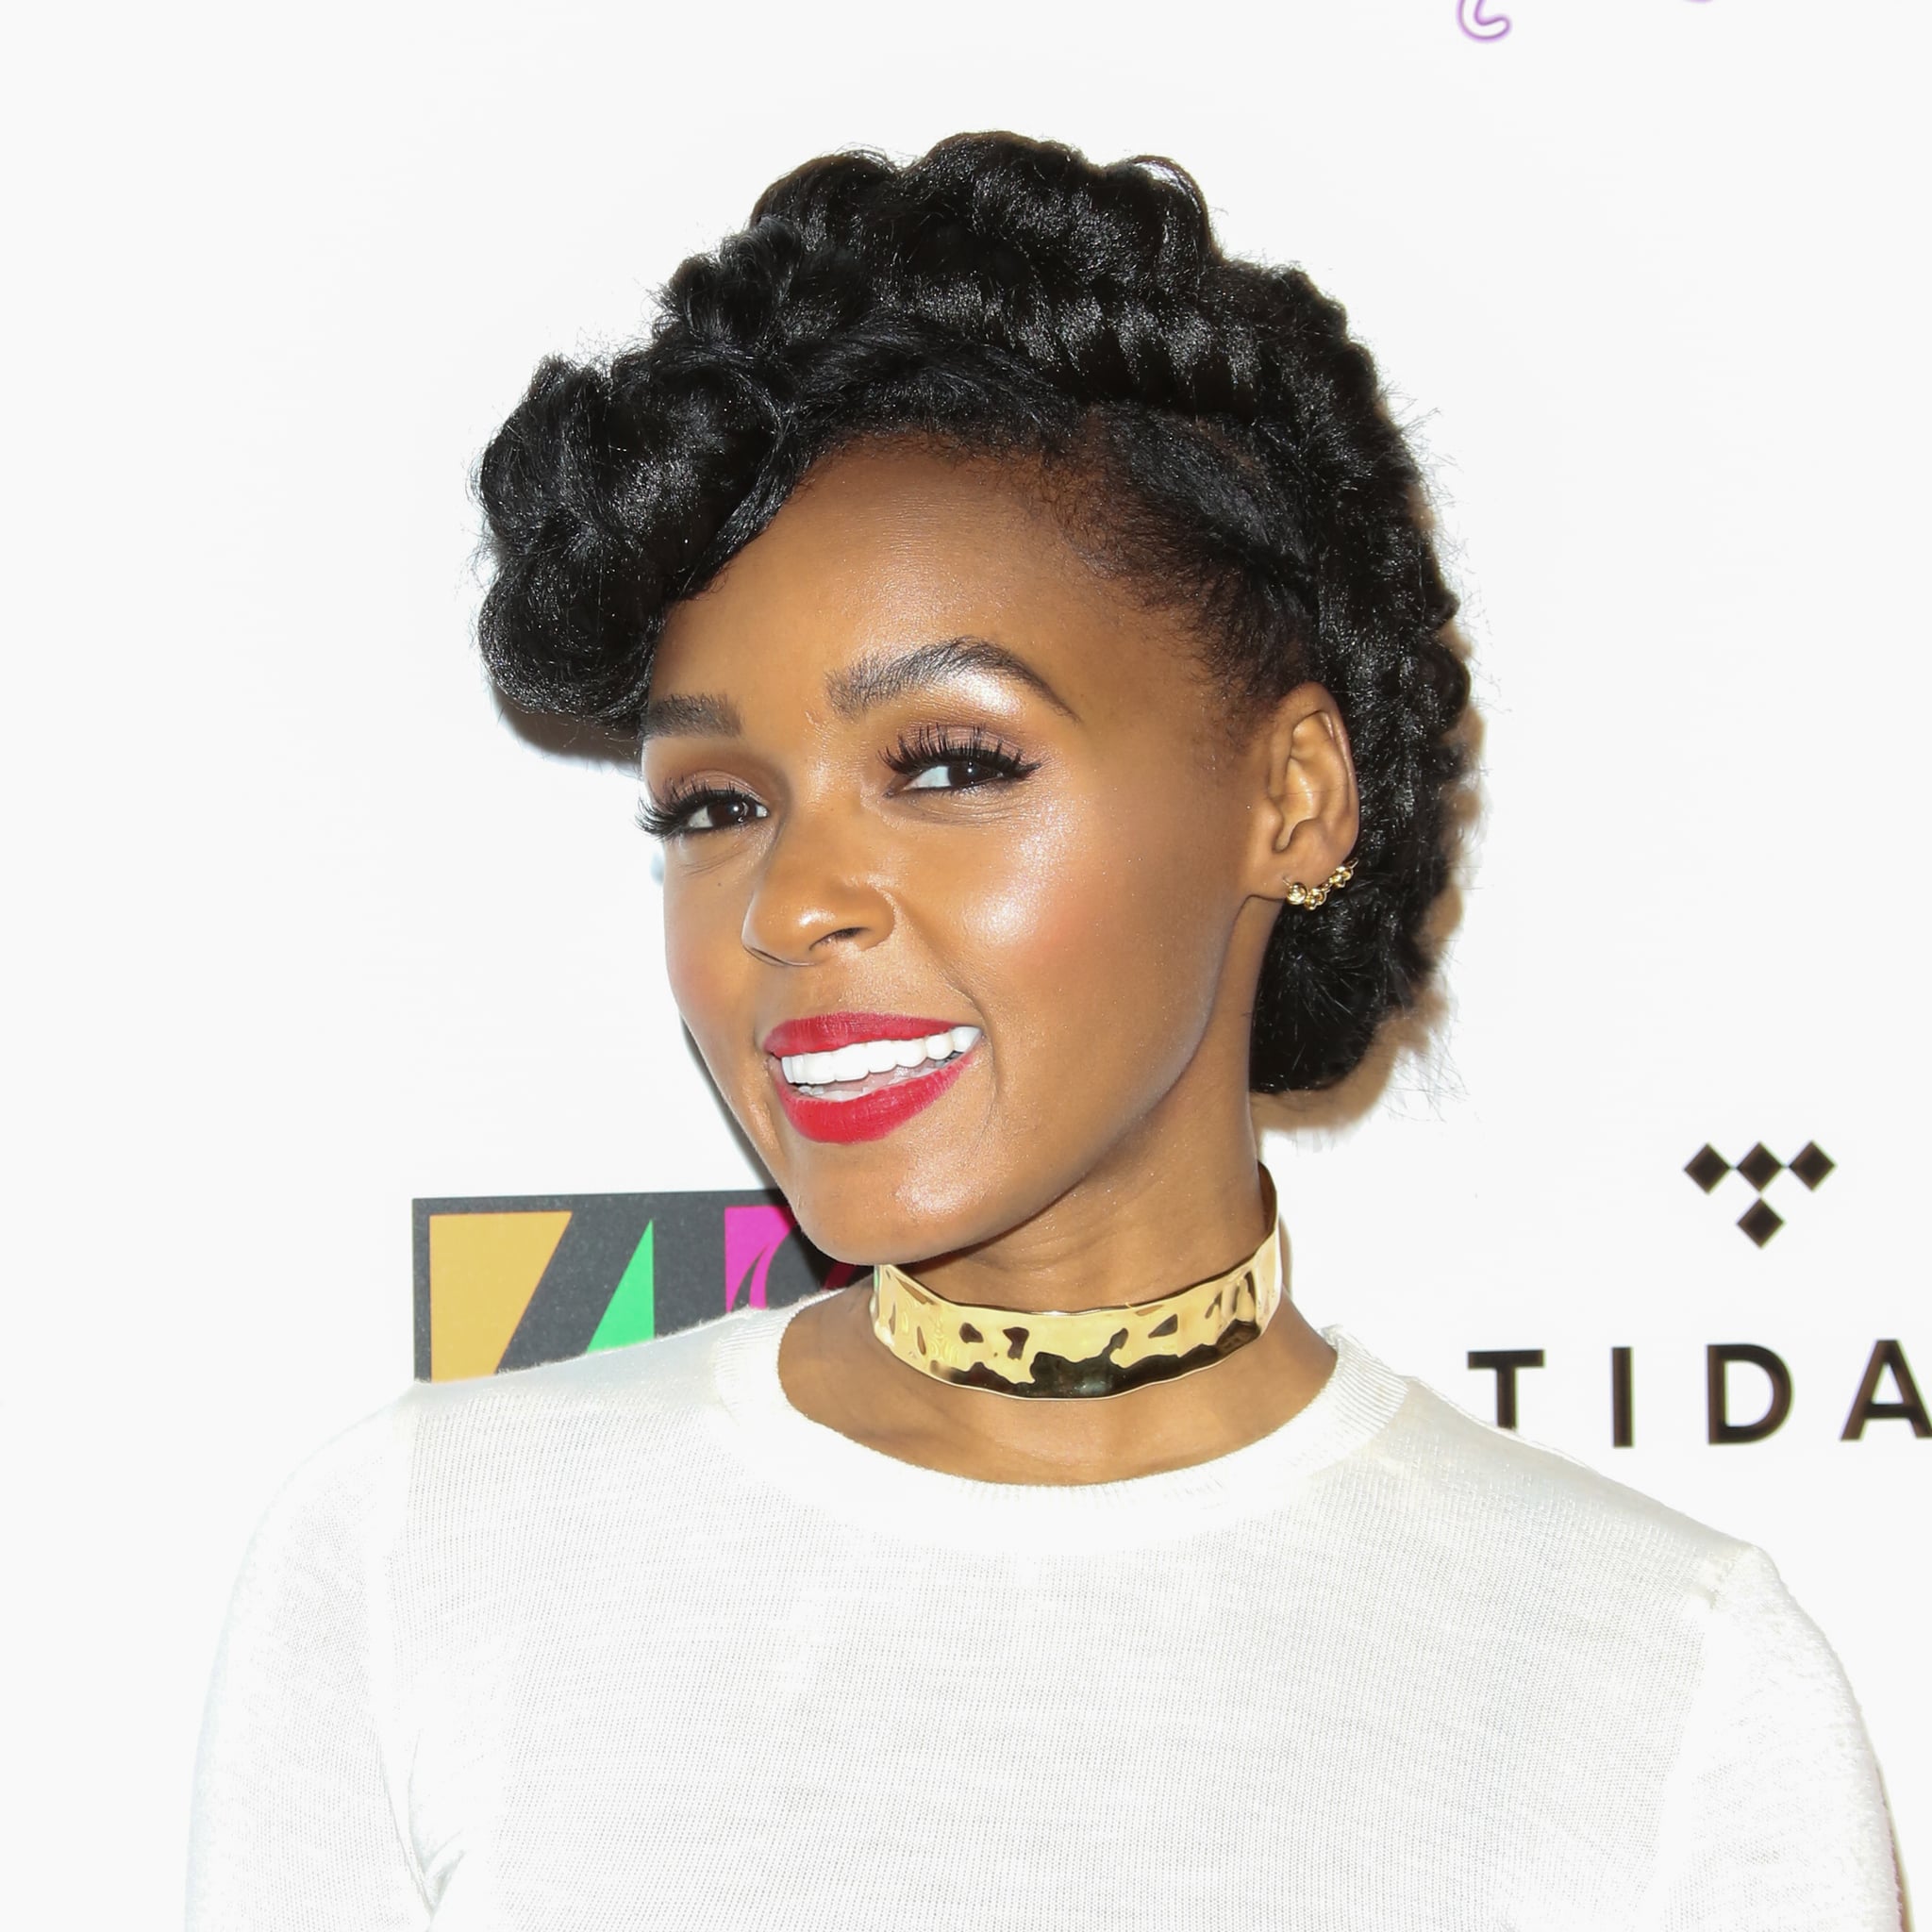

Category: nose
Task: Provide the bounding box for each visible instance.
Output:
[740,806,895,968]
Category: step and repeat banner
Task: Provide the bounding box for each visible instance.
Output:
[8,0,1925,1922]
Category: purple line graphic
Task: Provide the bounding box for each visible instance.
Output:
[723,1201,865,1310]
[724,1203,796,1311]
[1461,0,1711,39]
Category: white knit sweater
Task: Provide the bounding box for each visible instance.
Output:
[187,1308,1901,1929]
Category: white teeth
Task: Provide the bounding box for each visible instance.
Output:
[828,1043,872,1083]
[775,1025,984,1091]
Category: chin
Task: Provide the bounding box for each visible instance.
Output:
[771,1154,1007,1270]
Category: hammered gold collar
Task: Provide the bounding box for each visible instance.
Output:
[868,1174,1285,1399]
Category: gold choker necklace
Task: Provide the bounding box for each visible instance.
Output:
[868,1175,1284,1400]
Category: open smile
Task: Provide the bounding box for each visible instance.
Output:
[762,1013,982,1144]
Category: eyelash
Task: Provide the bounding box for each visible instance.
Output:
[635,785,755,841]
[639,727,1041,840]
[881,724,1041,790]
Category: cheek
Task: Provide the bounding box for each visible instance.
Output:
[661,870,750,1059]
[941,796,1234,1064]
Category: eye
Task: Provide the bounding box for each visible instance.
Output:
[684,796,767,831]
[903,758,1007,791]
[637,787,769,839]
[884,726,1040,794]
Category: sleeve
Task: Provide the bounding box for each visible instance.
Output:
[1639,1544,1903,1932]
[186,1407,430,1931]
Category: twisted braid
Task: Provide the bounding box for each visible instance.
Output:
[478,131,1470,1091]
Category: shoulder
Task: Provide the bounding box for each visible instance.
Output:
[1361,1362,1748,1592]
[1334,1348,1897,1891]
[1323,1347,1767,1693]
[404,1302,750,1440]
[247,1307,777,1560]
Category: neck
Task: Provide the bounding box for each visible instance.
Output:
[904,1094,1271,1319]
[781,1123,1334,1479]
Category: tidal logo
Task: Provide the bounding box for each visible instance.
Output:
[1467,1341,1927,1444]
[1685,1141,1834,1245]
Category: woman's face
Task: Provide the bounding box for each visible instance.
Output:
[643,442,1344,1267]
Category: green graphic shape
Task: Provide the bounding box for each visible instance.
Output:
[588,1221,657,1353]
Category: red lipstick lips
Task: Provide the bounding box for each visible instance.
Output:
[763,1012,958,1056]
[763,1011,977,1144]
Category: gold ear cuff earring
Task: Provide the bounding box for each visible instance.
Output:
[1283,862,1355,908]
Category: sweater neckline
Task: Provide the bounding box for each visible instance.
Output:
[708,1299,1408,1555]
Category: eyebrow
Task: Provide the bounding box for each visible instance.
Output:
[637,691,743,742]
[825,636,1076,721]
[639,634,1076,742]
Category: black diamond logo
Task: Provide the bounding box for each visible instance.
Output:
[1790,1141,1836,1191]
[1737,1143,1783,1191]
[1738,1200,1784,1246]
[1685,1145,1731,1193]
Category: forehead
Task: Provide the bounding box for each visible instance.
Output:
[650,442,1206,710]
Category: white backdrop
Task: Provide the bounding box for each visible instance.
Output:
[6,0,1926,1918]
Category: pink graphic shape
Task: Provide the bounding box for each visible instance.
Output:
[1457,0,1509,40]
[724,1204,799,1311]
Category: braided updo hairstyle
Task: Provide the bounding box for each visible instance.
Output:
[477,132,1470,1092]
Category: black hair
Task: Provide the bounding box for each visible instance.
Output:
[476,131,1470,1091]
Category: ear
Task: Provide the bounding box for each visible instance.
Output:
[1241,682,1360,902]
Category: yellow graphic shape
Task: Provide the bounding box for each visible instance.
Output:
[429,1209,571,1382]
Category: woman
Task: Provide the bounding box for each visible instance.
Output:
[188,133,1900,1926]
